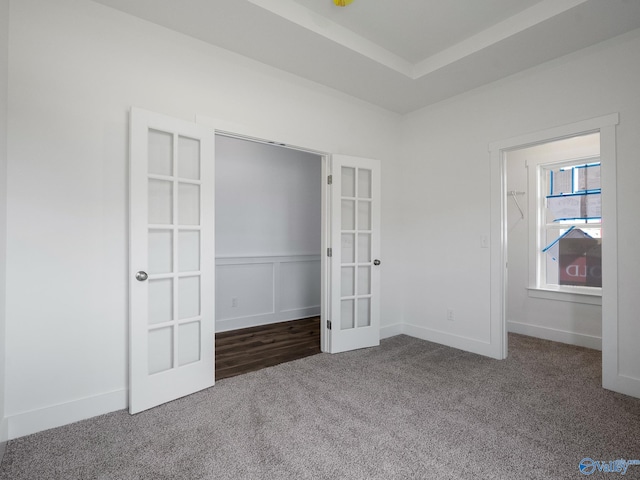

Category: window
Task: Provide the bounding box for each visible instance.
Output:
[536,158,602,293]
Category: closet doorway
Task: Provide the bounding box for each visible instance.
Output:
[213,135,323,379]
[490,113,621,394]
[505,133,603,351]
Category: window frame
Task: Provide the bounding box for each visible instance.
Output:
[527,154,602,304]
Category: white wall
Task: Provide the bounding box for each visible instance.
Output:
[8,0,639,441]
[5,0,400,438]
[215,136,321,331]
[506,135,601,350]
[0,0,8,460]
[398,29,640,394]
[215,136,321,257]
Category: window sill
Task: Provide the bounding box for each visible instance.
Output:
[527,287,602,305]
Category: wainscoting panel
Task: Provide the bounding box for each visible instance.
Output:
[216,262,274,320]
[216,255,321,332]
[280,260,321,312]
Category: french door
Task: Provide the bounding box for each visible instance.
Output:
[129,112,381,412]
[328,155,381,353]
[129,108,215,414]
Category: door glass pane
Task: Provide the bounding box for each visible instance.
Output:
[148,326,173,375]
[341,167,355,197]
[358,201,371,230]
[358,234,371,263]
[341,267,354,296]
[358,266,371,295]
[178,230,200,272]
[178,136,200,180]
[341,234,355,264]
[179,276,200,319]
[148,129,173,176]
[342,200,355,230]
[341,299,354,330]
[358,169,371,199]
[148,179,173,225]
[148,278,173,325]
[178,321,201,366]
[148,229,172,274]
[357,298,371,327]
[178,183,200,226]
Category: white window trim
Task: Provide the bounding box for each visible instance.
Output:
[527,287,601,305]
[527,154,602,300]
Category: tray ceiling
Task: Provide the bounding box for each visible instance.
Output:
[91,0,640,113]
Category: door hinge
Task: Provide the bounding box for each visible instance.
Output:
[327,248,332,257]
[327,320,332,330]
[327,175,333,185]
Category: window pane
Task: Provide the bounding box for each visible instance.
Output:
[577,164,600,191]
[341,267,354,296]
[342,167,355,197]
[178,230,200,272]
[148,229,172,274]
[178,136,200,180]
[178,276,200,319]
[358,266,371,295]
[178,183,200,226]
[341,299,354,330]
[178,321,201,366]
[358,169,371,199]
[357,298,371,327]
[148,129,173,176]
[342,200,355,230]
[358,201,371,230]
[148,327,173,374]
[358,234,371,263]
[540,159,602,291]
[148,278,173,325]
[341,234,355,264]
[558,236,602,287]
[148,179,172,225]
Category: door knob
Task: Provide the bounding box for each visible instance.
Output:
[135,271,148,281]
[373,259,381,266]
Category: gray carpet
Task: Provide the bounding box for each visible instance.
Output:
[1,334,639,479]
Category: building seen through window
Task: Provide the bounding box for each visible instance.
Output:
[539,160,601,289]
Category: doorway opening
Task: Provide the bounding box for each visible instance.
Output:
[213,134,324,379]
[505,133,602,353]
[489,113,619,393]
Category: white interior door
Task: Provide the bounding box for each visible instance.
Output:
[129,108,215,414]
[328,155,381,353]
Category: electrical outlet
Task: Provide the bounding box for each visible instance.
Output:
[447,309,454,322]
[231,297,238,308]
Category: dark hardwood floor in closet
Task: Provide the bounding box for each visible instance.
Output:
[215,316,321,380]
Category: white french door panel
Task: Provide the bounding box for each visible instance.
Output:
[130,108,215,414]
[329,155,381,354]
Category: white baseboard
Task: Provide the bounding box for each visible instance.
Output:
[380,323,403,339]
[507,321,602,350]
[216,307,320,332]
[0,417,7,462]
[403,323,497,358]
[8,389,127,440]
